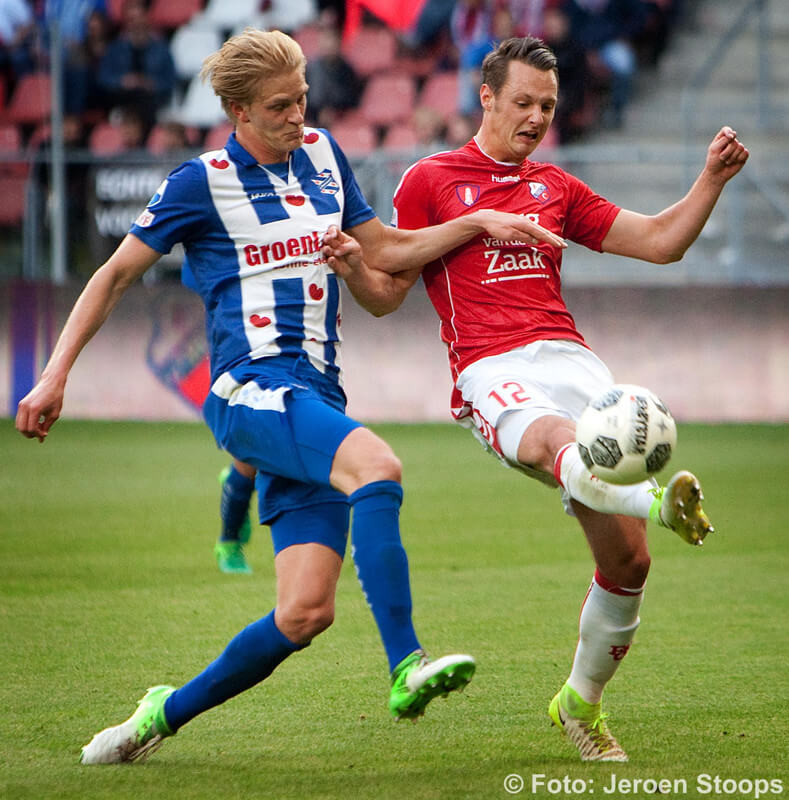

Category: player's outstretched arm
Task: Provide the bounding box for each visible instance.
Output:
[15,234,161,442]
[323,226,420,316]
[347,210,566,276]
[601,126,749,264]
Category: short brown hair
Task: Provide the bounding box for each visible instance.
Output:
[201,28,307,120]
[481,36,558,95]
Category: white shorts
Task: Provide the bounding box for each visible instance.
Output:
[454,340,614,485]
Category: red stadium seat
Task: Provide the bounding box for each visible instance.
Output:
[359,73,415,128]
[0,173,28,226]
[417,71,458,122]
[148,0,204,30]
[106,0,125,24]
[6,73,51,127]
[382,122,418,153]
[330,119,376,158]
[147,123,200,155]
[293,23,322,60]
[0,122,22,153]
[89,121,127,155]
[343,25,397,77]
[203,121,234,151]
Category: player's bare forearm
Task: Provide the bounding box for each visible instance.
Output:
[15,235,159,442]
[348,211,565,274]
[602,126,748,263]
[324,226,417,315]
[345,265,419,316]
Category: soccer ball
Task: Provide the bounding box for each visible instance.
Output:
[575,384,677,485]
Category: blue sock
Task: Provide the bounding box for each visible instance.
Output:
[220,464,254,541]
[163,611,301,731]
[349,480,420,672]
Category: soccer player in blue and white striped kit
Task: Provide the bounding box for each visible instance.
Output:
[16,29,563,763]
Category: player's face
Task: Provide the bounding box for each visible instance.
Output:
[232,69,308,163]
[479,61,557,163]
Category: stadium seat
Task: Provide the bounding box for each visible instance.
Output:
[0,173,28,226]
[0,123,22,153]
[330,118,376,158]
[147,123,200,154]
[177,74,226,128]
[417,71,459,122]
[204,121,234,150]
[0,123,26,176]
[359,74,415,128]
[88,121,127,155]
[382,122,418,153]
[170,24,223,80]
[292,23,322,59]
[6,73,51,127]
[149,0,204,30]
[106,0,124,23]
[342,25,397,77]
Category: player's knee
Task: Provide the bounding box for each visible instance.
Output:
[609,548,651,588]
[624,550,651,587]
[366,446,402,483]
[277,601,335,644]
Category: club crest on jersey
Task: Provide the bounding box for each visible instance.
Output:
[528,181,551,203]
[312,169,340,195]
[148,179,168,208]
[456,184,480,207]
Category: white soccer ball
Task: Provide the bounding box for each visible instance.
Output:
[575,384,677,485]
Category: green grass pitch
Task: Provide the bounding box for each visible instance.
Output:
[1,418,787,799]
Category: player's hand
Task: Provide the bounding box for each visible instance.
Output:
[474,209,567,249]
[322,225,363,279]
[707,126,749,180]
[15,376,65,442]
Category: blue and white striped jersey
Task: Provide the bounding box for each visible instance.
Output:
[130,128,375,385]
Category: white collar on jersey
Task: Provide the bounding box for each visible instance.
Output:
[258,154,293,186]
[472,135,522,168]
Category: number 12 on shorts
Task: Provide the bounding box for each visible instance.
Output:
[488,381,531,408]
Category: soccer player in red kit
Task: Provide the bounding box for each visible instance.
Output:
[324,36,748,762]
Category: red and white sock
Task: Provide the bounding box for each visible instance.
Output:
[554,443,655,519]
[567,569,643,705]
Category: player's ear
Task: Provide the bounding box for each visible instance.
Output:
[228,100,249,124]
[480,84,493,112]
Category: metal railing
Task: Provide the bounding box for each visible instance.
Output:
[2,142,784,288]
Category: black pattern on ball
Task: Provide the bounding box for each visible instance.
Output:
[646,443,672,473]
[578,443,593,470]
[590,436,623,468]
[590,388,623,411]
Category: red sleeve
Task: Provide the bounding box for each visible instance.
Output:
[393,161,434,231]
[562,172,620,252]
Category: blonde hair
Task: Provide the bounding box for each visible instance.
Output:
[201,29,307,120]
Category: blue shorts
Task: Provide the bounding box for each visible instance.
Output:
[204,355,361,554]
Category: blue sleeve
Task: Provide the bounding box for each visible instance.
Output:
[324,130,376,230]
[130,159,212,255]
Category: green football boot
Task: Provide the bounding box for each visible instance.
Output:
[214,539,252,574]
[548,683,628,762]
[389,649,475,721]
[80,685,175,764]
[650,470,714,546]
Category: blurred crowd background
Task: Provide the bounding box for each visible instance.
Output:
[0,0,686,160]
[1,0,785,288]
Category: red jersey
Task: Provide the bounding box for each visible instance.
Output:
[393,138,620,382]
